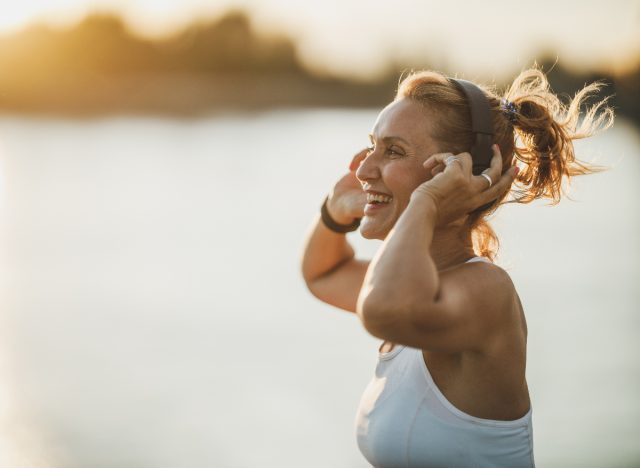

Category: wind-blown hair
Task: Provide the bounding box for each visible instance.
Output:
[396,67,614,261]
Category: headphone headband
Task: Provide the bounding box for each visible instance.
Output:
[448,78,494,176]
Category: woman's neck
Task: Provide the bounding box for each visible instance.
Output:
[430,225,476,271]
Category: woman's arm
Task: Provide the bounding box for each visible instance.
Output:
[301,149,370,313]
[357,148,518,352]
[357,195,440,321]
[301,205,369,313]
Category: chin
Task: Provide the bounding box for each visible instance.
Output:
[359,218,391,240]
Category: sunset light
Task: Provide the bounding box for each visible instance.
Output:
[0,1,638,467]
[0,0,638,79]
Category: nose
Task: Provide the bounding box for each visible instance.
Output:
[355,150,381,184]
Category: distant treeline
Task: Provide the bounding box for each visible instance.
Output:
[0,9,637,125]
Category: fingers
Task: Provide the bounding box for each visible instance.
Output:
[477,144,503,186]
[486,144,503,177]
[421,145,517,207]
[424,152,472,175]
[481,164,518,203]
[424,154,445,176]
[422,147,515,202]
[431,164,445,177]
[349,148,370,171]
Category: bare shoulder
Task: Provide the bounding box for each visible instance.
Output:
[438,259,517,321]
[396,258,524,353]
[449,260,527,347]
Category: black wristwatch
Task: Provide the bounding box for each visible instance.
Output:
[320,196,361,233]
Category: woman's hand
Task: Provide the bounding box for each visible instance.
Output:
[326,148,369,224]
[412,144,519,226]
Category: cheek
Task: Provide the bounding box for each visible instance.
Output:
[390,172,429,200]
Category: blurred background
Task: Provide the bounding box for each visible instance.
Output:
[0,1,638,467]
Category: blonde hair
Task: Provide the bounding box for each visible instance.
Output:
[395,67,614,261]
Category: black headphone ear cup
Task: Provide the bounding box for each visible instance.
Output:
[449,78,498,214]
[470,135,494,176]
[449,78,494,177]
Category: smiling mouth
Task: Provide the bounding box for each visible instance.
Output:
[366,193,393,205]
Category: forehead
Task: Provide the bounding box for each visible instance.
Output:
[371,97,433,149]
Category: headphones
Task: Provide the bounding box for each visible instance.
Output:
[448,78,494,175]
[448,78,497,213]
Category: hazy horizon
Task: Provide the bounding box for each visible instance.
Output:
[1,0,638,80]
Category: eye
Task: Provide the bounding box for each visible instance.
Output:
[366,144,404,157]
[387,147,404,157]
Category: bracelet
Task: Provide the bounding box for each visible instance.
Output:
[320,196,361,233]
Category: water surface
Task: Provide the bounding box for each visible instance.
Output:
[0,110,638,467]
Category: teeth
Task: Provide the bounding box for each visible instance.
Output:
[366,193,393,204]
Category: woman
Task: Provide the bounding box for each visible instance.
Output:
[300,68,613,467]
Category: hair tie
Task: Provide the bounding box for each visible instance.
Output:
[500,98,519,124]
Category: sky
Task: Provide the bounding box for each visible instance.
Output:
[0,0,638,80]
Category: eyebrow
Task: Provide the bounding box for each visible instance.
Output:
[368,133,412,146]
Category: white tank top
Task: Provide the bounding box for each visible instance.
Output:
[354,256,534,467]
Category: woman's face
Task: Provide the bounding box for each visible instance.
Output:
[356,97,441,240]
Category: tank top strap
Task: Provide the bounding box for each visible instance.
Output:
[465,256,492,264]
